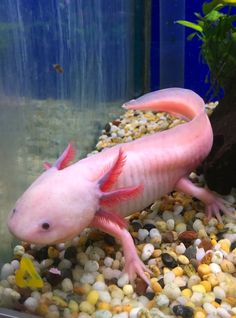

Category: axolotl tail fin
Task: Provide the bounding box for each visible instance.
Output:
[122,87,205,121]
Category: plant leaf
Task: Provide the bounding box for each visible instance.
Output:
[187,32,197,40]
[176,20,203,32]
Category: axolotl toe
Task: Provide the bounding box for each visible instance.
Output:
[8,88,235,284]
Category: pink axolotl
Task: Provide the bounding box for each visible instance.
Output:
[8,88,234,284]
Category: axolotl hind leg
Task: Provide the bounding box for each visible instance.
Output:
[91,210,151,285]
[175,177,235,223]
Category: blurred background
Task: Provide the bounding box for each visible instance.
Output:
[0,0,207,265]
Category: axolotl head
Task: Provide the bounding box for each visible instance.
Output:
[7,164,99,245]
[8,144,101,244]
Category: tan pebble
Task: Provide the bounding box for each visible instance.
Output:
[178,255,190,265]
[152,250,162,260]
[123,304,132,312]
[149,265,161,276]
[48,246,60,259]
[112,260,120,270]
[68,299,79,312]
[155,221,167,231]
[184,210,196,222]
[197,264,211,277]
[79,301,95,315]
[220,259,235,273]
[172,266,184,276]
[52,296,68,308]
[218,239,231,253]
[36,304,49,316]
[225,296,236,306]
[204,273,219,287]
[201,252,213,264]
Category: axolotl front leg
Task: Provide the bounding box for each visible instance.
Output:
[91,210,151,284]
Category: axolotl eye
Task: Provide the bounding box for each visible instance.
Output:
[41,222,50,230]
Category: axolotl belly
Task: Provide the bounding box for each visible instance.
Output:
[7,88,234,284]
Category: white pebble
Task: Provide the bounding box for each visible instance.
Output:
[84,260,99,272]
[193,219,205,231]
[61,278,73,292]
[162,211,174,221]
[103,267,114,280]
[191,292,204,305]
[163,283,181,299]
[10,260,20,271]
[117,273,129,287]
[129,308,142,318]
[104,257,113,267]
[166,219,175,231]
[163,271,175,285]
[209,263,222,273]
[211,251,224,264]
[24,297,38,312]
[175,243,186,254]
[95,310,112,318]
[80,272,96,285]
[149,228,161,238]
[213,286,226,299]
[93,281,107,291]
[203,303,217,315]
[98,291,111,302]
[58,259,72,270]
[1,263,15,280]
[138,295,149,306]
[174,205,184,215]
[217,307,231,318]
[196,247,206,261]
[155,294,170,307]
[141,244,154,261]
[138,229,149,241]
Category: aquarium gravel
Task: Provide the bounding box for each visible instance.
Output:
[1,102,236,318]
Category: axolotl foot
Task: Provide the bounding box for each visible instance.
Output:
[91,213,151,285]
[175,177,235,223]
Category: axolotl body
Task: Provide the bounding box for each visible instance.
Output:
[8,88,234,283]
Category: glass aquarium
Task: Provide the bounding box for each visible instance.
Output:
[0,1,236,318]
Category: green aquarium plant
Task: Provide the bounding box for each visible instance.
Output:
[177,0,236,97]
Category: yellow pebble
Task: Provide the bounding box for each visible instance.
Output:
[181,288,192,298]
[211,239,217,246]
[97,302,111,310]
[123,304,132,312]
[216,223,224,230]
[178,255,190,265]
[197,264,211,277]
[150,278,162,294]
[211,301,220,308]
[111,305,123,314]
[52,296,68,307]
[185,301,195,308]
[172,266,184,276]
[86,290,99,305]
[194,311,206,318]
[96,274,105,282]
[192,284,206,293]
[123,284,134,296]
[200,280,212,292]
[218,239,231,253]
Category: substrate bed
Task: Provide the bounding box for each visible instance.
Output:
[1,103,236,318]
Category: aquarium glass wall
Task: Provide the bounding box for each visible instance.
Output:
[0,0,149,264]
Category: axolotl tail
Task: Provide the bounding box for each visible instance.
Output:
[122,87,205,121]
